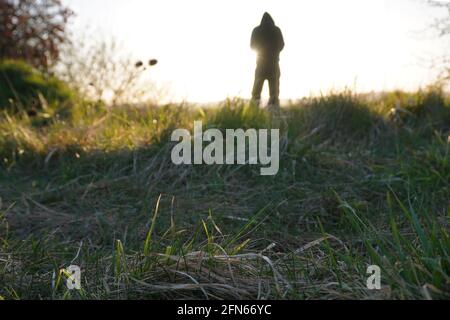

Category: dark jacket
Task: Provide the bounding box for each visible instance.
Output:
[251,13,285,63]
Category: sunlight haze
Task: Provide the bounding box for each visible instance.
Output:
[63,0,448,102]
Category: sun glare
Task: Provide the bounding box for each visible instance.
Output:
[64,0,446,102]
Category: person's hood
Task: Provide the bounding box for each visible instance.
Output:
[260,12,275,27]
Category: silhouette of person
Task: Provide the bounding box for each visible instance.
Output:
[251,12,284,107]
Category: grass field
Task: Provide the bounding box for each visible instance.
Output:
[0,89,449,300]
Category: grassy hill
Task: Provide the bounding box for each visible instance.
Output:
[0,89,449,299]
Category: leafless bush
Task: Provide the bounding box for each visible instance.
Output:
[55,33,159,105]
[427,0,450,84]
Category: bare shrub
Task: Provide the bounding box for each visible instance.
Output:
[55,33,160,105]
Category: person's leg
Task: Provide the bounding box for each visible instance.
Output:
[268,64,280,106]
[251,66,265,107]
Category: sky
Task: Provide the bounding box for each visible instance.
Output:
[63,0,448,103]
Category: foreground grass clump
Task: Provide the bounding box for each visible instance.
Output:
[0,90,448,299]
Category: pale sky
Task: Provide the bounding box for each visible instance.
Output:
[63,0,448,103]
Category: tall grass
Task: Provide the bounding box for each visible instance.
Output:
[0,89,448,299]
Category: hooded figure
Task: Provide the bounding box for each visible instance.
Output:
[251,12,284,107]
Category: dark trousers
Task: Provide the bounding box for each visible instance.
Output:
[251,61,280,106]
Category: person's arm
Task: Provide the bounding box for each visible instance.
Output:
[250,28,258,50]
[278,28,285,52]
